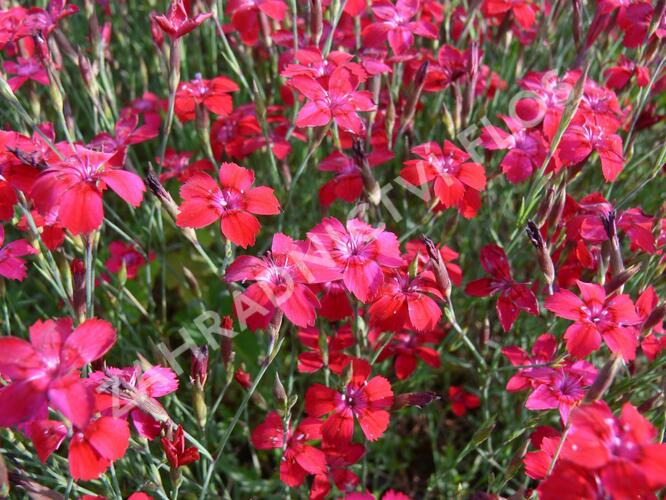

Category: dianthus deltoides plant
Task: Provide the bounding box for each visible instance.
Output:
[0,0,664,499]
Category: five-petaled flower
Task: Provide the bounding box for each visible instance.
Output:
[465,244,539,331]
[176,162,280,248]
[305,359,394,445]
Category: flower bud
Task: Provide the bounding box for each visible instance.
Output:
[643,303,666,334]
[311,0,323,45]
[601,211,624,280]
[273,372,288,411]
[604,264,640,296]
[352,138,381,206]
[191,346,209,427]
[584,356,622,403]
[422,235,451,299]
[534,187,555,228]
[392,391,441,410]
[525,221,555,290]
[146,169,199,245]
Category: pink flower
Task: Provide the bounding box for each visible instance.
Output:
[362,0,438,55]
[544,280,641,360]
[305,360,394,445]
[2,56,49,91]
[550,402,666,498]
[105,241,152,280]
[225,233,328,329]
[157,149,213,182]
[152,0,212,39]
[176,162,280,248]
[0,317,116,429]
[558,113,624,182]
[91,365,178,440]
[251,411,326,487]
[306,217,402,303]
[400,140,486,217]
[174,74,240,122]
[289,66,376,135]
[30,144,145,235]
[465,244,539,332]
[89,111,159,167]
[0,225,38,281]
[480,115,547,184]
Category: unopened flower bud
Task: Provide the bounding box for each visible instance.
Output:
[392,391,441,410]
[273,373,287,410]
[146,169,199,245]
[604,264,640,296]
[601,211,624,279]
[642,303,666,334]
[352,138,381,205]
[546,183,567,229]
[341,361,354,387]
[182,267,201,299]
[525,221,555,290]
[534,187,555,228]
[422,235,451,299]
[311,0,323,45]
[584,356,622,403]
[191,346,209,427]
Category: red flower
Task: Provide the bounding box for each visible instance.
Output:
[305,359,394,445]
[604,55,650,90]
[552,402,666,498]
[557,114,624,182]
[0,317,116,429]
[369,270,443,332]
[176,162,280,248]
[480,114,547,184]
[482,0,539,29]
[152,0,212,39]
[636,286,665,361]
[105,241,152,280]
[91,365,179,440]
[174,74,240,122]
[89,111,159,167]
[544,280,641,360]
[251,411,326,487]
[0,225,38,281]
[448,386,480,417]
[2,56,48,91]
[157,149,213,182]
[465,244,539,331]
[289,66,376,135]
[227,0,288,46]
[306,217,402,303]
[68,416,130,481]
[225,233,328,329]
[30,144,145,235]
[400,140,486,217]
[318,149,393,207]
[375,329,441,380]
[162,424,200,468]
[502,333,557,392]
[311,443,365,500]
[362,0,438,55]
[297,325,355,375]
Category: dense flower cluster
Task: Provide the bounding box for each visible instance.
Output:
[0,0,664,498]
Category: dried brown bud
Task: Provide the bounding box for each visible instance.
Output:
[146,168,198,245]
[601,211,624,279]
[534,187,555,228]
